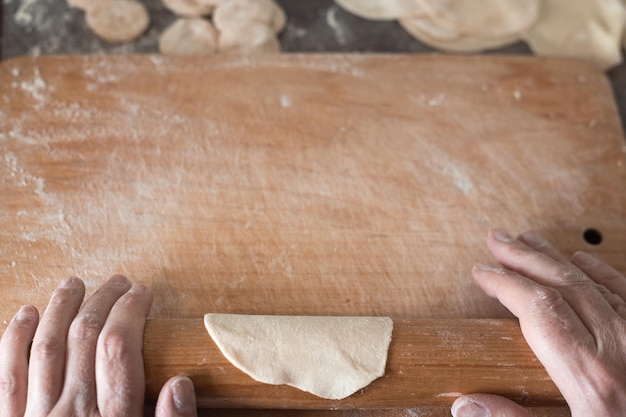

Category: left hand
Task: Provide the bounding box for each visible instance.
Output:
[0,275,197,416]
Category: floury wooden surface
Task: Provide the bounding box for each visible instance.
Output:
[1,55,625,415]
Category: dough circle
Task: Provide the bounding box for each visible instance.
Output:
[334,0,423,21]
[159,18,218,56]
[218,22,281,54]
[86,0,150,43]
[204,314,394,400]
[213,0,286,33]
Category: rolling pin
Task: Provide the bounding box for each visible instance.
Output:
[143,318,565,409]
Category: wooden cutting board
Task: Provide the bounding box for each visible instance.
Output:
[1,54,625,416]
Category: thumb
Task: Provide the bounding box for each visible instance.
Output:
[452,394,534,417]
[155,375,198,417]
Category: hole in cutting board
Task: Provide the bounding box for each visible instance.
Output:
[582,228,603,245]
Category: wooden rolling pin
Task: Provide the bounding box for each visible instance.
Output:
[143,318,565,409]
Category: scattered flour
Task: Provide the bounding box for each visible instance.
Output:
[19,66,49,108]
[427,93,445,107]
[280,94,292,108]
[14,0,40,28]
[436,392,463,398]
[326,5,348,45]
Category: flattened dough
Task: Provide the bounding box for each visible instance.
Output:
[400,15,519,53]
[334,0,423,21]
[523,0,626,70]
[162,0,217,17]
[213,0,286,34]
[204,314,393,400]
[416,0,539,37]
[86,0,149,43]
[218,22,281,54]
[399,14,461,42]
[159,18,218,56]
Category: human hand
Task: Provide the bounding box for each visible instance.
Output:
[452,229,626,417]
[0,275,198,417]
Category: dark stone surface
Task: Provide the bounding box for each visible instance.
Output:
[1,0,625,134]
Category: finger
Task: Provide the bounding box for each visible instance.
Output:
[572,251,626,300]
[96,284,153,416]
[572,251,626,319]
[155,376,198,417]
[0,305,39,417]
[472,263,595,404]
[55,275,132,413]
[518,231,626,313]
[487,229,618,335]
[452,394,533,417]
[25,277,85,416]
[517,230,574,267]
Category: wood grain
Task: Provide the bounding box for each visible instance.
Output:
[2,54,624,416]
[143,318,563,409]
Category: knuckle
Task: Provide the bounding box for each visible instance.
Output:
[99,327,131,361]
[528,287,574,330]
[30,337,63,362]
[69,312,102,341]
[0,373,20,396]
[554,268,587,283]
[532,286,564,307]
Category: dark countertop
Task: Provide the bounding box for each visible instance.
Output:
[2,0,625,137]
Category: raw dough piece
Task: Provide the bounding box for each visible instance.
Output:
[415,0,539,37]
[523,0,626,70]
[66,0,98,11]
[213,0,286,34]
[334,0,423,21]
[218,22,281,54]
[399,14,461,42]
[413,32,519,53]
[159,18,218,56]
[86,0,150,43]
[162,0,217,17]
[204,314,393,400]
[400,15,519,53]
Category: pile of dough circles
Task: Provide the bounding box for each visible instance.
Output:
[66,0,150,43]
[335,0,626,70]
[159,0,286,56]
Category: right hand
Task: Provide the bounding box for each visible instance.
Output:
[452,229,626,417]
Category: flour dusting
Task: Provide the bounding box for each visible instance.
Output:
[14,0,40,29]
[326,5,347,45]
[19,66,48,108]
[280,94,292,108]
[427,93,445,107]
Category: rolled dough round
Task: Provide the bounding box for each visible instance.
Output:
[86,0,150,43]
[159,18,218,56]
[334,0,423,21]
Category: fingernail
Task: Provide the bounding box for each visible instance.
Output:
[520,230,546,248]
[492,229,514,243]
[473,263,504,273]
[573,251,598,268]
[172,376,196,412]
[108,274,129,285]
[60,277,81,288]
[452,399,489,417]
[129,283,150,294]
[15,305,36,321]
